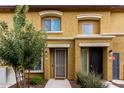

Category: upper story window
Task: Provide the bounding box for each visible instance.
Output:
[42,17,61,32]
[83,23,93,34]
[39,10,63,32]
[77,14,101,35]
[78,20,100,35]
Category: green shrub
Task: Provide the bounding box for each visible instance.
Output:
[77,72,106,88]
[31,76,44,85]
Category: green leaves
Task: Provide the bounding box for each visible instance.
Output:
[15,5,29,15]
[0,5,46,88]
[13,5,29,32]
[0,5,47,70]
[0,21,8,31]
[0,31,19,67]
[77,72,106,88]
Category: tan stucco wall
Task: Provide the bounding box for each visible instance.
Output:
[111,12,124,33]
[42,11,111,37]
[1,10,124,80]
[0,13,14,29]
[0,11,111,36]
[112,36,124,80]
[0,12,41,30]
[2,11,124,36]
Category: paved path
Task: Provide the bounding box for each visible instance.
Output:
[45,79,71,88]
[104,81,119,88]
[112,80,124,84]
[111,80,124,88]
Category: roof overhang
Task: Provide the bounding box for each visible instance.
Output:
[1,5,124,12]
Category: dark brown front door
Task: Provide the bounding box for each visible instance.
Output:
[89,47,103,75]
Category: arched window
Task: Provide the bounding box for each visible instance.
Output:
[42,17,61,32]
[77,14,102,34]
[39,10,63,32]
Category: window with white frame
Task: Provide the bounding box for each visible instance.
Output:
[42,17,60,32]
[82,23,93,34]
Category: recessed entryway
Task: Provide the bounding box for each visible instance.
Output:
[81,47,103,77]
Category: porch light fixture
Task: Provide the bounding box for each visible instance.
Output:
[109,50,112,53]
[109,50,113,56]
[45,50,48,56]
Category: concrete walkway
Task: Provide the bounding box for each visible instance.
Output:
[104,81,119,88]
[111,80,124,88]
[112,80,124,85]
[45,79,71,88]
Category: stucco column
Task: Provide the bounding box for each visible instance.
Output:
[67,42,75,80]
[103,47,112,81]
[75,40,81,79]
[44,48,50,79]
[106,47,113,81]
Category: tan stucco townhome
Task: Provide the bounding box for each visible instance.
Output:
[0,5,124,81]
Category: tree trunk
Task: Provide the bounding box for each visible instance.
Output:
[27,69,30,88]
[14,68,19,88]
[22,69,26,88]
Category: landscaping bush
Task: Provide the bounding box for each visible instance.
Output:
[31,76,44,85]
[77,72,106,88]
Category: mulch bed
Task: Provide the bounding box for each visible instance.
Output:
[9,79,48,88]
[69,80,81,88]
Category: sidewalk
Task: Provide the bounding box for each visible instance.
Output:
[104,81,119,88]
[112,80,124,88]
[45,79,71,88]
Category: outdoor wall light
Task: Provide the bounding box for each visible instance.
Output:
[45,50,48,56]
[109,50,113,56]
[109,50,112,53]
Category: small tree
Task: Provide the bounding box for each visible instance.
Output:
[20,22,47,88]
[0,21,22,87]
[0,5,47,88]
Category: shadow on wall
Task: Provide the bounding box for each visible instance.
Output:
[0,67,16,88]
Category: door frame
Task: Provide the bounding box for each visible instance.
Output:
[54,49,67,78]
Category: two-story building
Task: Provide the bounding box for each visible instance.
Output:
[0,5,124,81]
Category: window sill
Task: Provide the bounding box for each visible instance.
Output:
[75,34,115,39]
[25,70,43,73]
[46,31,63,34]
